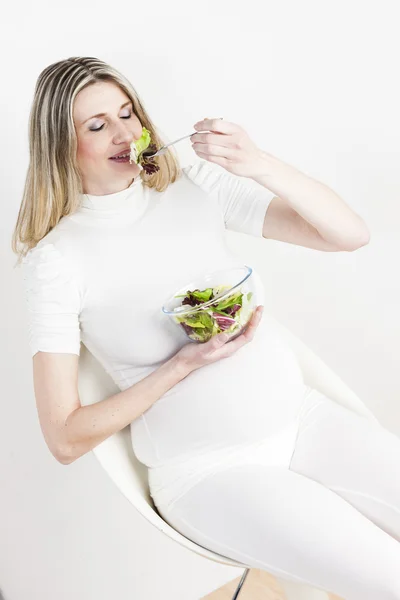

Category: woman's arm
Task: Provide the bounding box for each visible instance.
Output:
[191,118,370,250]
[252,151,370,251]
[33,352,189,465]
[33,307,263,465]
[65,356,190,464]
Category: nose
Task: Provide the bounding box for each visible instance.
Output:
[113,121,134,146]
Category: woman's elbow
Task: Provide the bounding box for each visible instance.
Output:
[342,225,371,252]
[53,444,77,465]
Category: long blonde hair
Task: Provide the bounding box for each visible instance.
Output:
[12,56,181,262]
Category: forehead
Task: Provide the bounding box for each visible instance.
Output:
[73,81,131,123]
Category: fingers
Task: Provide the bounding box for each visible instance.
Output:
[253,304,264,322]
[190,132,232,147]
[194,118,238,135]
[192,141,237,159]
[232,305,264,345]
[209,332,230,351]
[245,305,264,336]
[213,305,264,350]
[218,333,230,343]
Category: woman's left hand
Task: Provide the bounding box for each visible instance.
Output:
[190,118,266,179]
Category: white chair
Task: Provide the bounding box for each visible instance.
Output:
[77,311,379,600]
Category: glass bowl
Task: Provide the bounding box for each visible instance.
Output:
[161,265,260,343]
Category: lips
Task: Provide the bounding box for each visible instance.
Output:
[110,147,131,159]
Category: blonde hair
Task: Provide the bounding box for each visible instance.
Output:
[12,56,181,262]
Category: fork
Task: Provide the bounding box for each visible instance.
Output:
[139,132,195,160]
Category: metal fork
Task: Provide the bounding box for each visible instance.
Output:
[139,132,195,160]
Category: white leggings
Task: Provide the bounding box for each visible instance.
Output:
[156,391,400,599]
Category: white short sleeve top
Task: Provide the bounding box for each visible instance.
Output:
[21,160,307,467]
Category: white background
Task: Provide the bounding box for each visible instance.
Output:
[1,1,399,598]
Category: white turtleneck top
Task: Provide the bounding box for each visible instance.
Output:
[21,160,308,479]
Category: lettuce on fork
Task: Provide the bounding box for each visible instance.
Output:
[172,285,254,343]
[129,127,160,175]
[129,127,152,164]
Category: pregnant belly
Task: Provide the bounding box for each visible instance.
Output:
[130,322,307,467]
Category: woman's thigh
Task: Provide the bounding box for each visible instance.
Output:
[160,463,400,600]
[289,394,400,541]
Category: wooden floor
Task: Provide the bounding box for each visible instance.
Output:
[202,569,344,599]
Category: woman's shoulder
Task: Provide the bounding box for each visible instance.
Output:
[22,221,69,263]
[22,227,61,262]
[23,210,87,263]
[21,227,81,293]
[21,230,83,358]
[180,160,243,201]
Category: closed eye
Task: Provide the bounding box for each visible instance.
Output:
[90,114,132,132]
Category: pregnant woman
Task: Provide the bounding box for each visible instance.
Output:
[13,56,400,599]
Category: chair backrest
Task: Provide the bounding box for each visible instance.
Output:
[77,311,378,567]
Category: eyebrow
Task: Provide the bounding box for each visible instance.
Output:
[81,101,132,125]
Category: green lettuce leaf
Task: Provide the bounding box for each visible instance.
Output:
[130,127,152,164]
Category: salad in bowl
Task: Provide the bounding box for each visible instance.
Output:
[162,265,260,343]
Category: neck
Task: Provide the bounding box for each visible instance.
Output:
[82,176,138,196]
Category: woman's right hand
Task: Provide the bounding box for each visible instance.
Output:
[175,305,264,373]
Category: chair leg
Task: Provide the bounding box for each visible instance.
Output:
[231,568,250,600]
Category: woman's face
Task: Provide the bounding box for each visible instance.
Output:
[73,81,143,195]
